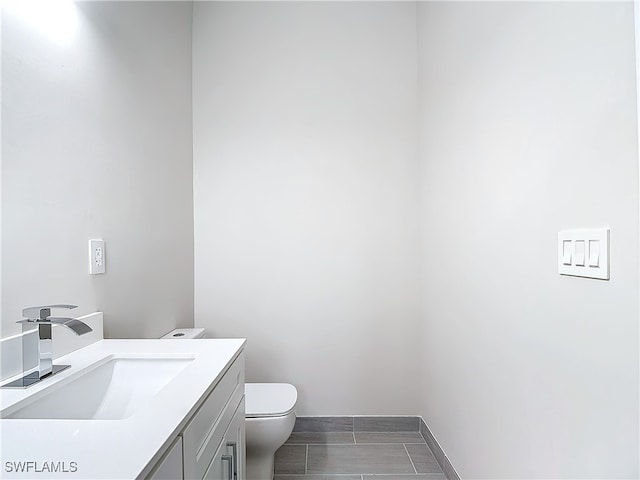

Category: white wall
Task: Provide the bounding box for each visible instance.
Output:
[193,2,422,415]
[3,3,638,475]
[1,1,194,338]
[416,2,639,478]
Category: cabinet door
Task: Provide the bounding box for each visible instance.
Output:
[202,397,246,480]
[224,398,246,480]
[202,437,232,480]
[148,437,183,480]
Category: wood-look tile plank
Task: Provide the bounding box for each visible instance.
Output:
[363,475,446,480]
[307,444,414,475]
[405,444,443,474]
[444,456,461,480]
[354,417,420,432]
[286,432,355,444]
[275,476,362,480]
[274,444,307,475]
[294,417,354,432]
[355,432,425,444]
[419,420,445,469]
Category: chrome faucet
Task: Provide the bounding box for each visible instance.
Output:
[2,305,93,388]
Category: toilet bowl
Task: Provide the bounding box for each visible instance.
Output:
[245,383,297,480]
[162,328,297,480]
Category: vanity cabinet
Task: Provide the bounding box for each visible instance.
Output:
[202,398,245,480]
[147,438,183,480]
[147,351,245,480]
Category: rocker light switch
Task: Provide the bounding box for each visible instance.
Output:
[562,241,572,265]
[588,240,600,267]
[558,228,609,280]
[574,241,585,266]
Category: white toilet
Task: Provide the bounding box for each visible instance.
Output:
[244,383,297,480]
[162,328,297,480]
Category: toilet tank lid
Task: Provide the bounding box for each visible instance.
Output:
[161,328,206,339]
[245,383,297,418]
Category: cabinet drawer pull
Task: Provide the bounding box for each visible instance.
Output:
[226,442,237,480]
[222,455,233,480]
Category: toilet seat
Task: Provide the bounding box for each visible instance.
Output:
[245,383,297,418]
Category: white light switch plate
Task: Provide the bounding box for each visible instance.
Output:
[89,239,105,275]
[558,228,609,280]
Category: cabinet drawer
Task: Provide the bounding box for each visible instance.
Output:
[183,353,244,480]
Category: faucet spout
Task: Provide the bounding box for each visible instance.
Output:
[1,305,93,388]
[45,317,93,335]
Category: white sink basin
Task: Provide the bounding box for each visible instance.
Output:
[4,356,193,420]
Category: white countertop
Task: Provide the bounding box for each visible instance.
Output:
[0,338,246,479]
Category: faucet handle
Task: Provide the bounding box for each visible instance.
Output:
[22,305,78,320]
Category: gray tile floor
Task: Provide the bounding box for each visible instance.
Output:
[274,430,445,480]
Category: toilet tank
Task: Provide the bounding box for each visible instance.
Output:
[161,328,206,339]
